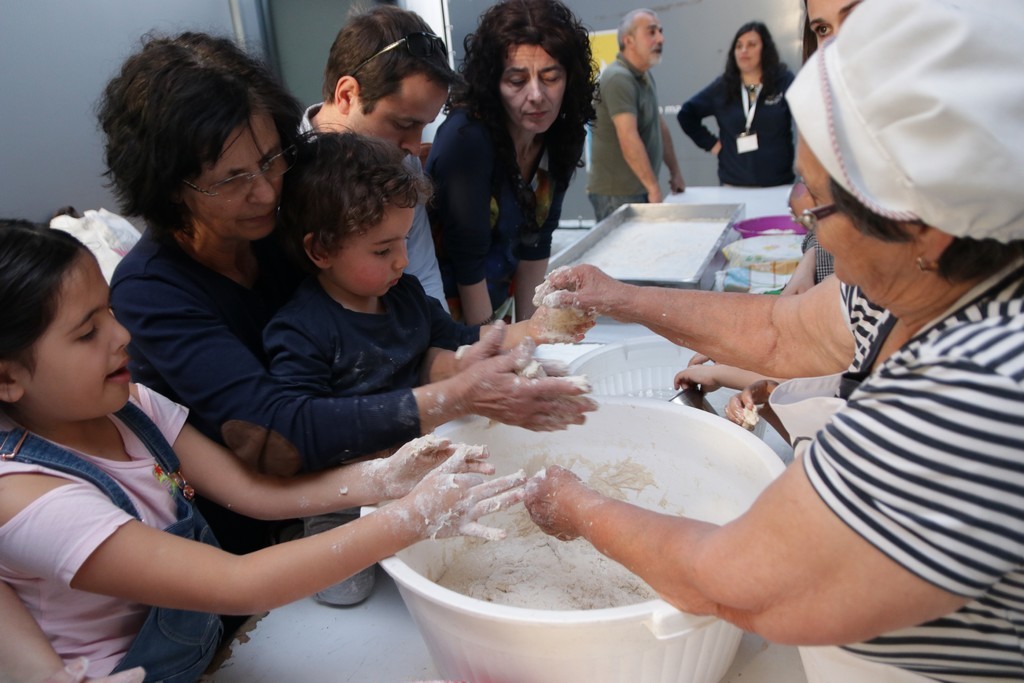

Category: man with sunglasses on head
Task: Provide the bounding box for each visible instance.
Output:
[300,4,457,311]
[293,5,460,606]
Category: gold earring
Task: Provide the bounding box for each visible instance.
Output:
[916,257,936,272]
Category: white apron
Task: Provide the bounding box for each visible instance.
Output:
[800,644,937,683]
[767,373,844,459]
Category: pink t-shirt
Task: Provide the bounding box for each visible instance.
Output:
[0,385,188,676]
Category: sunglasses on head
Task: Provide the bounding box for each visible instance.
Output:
[350,32,447,77]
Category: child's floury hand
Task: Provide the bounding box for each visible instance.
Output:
[400,445,526,541]
[376,434,482,499]
[725,379,779,429]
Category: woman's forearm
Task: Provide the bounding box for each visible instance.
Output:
[595,278,851,379]
[457,280,494,325]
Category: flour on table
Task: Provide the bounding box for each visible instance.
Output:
[572,220,727,282]
[436,457,659,610]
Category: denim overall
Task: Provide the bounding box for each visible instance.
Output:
[0,402,222,683]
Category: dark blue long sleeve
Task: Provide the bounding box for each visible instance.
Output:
[263,275,479,469]
[677,78,723,152]
[427,109,563,311]
[111,233,427,472]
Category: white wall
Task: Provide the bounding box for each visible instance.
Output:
[0,0,237,223]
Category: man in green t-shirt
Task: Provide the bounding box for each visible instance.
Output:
[588,8,686,221]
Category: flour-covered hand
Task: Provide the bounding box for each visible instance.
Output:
[725,379,778,430]
[402,446,527,541]
[375,434,495,499]
[536,264,628,319]
[524,465,593,542]
[455,335,596,432]
[528,270,597,344]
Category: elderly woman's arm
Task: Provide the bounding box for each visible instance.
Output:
[545,266,853,379]
[526,463,968,645]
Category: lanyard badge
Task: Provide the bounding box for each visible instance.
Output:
[737,84,761,154]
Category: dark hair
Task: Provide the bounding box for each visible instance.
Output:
[450,0,596,239]
[0,220,91,372]
[98,32,302,241]
[830,180,1024,282]
[279,132,432,273]
[801,0,818,63]
[322,5,460,113]
[723,21,787,103]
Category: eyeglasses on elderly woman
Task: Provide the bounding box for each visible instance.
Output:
[181,145,298,200]
[350,32,447,77]
[795,203,837,232]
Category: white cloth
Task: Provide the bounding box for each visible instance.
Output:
[768,373,844,459]
[50,209,141,283]
[0,386,187,677]
[786,0,1024,243]
[800,645,933,683]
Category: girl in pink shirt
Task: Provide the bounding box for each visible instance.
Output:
[0,220,525,681]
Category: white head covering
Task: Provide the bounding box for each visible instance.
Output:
[786,0,1024,243]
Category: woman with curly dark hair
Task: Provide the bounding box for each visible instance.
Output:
[426,0,596,325]
[677,21,796,188]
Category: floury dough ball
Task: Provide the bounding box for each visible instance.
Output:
[741,406,760,430]
[532,269,593,343]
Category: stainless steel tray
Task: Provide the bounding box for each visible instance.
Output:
[549,203,744,289]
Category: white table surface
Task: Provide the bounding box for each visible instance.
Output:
[204,187,806,683]
[204,570,805,683]
[665,184,792,220]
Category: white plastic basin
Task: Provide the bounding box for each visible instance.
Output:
[373,398,786,683]
[569,335,767,438]
[568,335,698,401]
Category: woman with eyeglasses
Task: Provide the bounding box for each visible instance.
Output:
[527,0,1024,679]
[677,21,795,188]
[102,32,306,560]
[426,0,597,325]
[101,32,593,564]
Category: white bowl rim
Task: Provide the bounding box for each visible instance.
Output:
[567,334,694,376]
[369,396,786,627]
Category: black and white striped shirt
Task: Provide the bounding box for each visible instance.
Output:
[804,264,1024,682]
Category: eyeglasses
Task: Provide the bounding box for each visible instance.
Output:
[182,145,297,199]
[350,32,447,78]
[795,203,838,232]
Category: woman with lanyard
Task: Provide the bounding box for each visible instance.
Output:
[677,21,795,187]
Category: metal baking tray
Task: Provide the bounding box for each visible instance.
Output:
[549,203,744,290]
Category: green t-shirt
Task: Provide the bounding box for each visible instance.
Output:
[587,53,664,196]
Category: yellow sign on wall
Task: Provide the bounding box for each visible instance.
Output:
[590,29,619,74]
